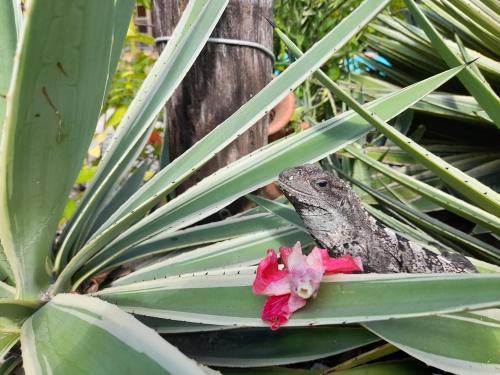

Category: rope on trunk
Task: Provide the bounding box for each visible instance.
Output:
[154,36,275,62]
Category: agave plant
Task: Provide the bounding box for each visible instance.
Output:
[1,0,499,374]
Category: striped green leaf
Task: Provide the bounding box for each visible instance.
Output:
[347,173,500,262]
[246,195,308,231]
[0,0,21,129]
[346,145,500,234]
[221,360,429,375]
[443,0,500,50]
[0,0,134,299]
[0,332,18,361]
[365,309,500,375]
[0,243,13,286]
[347,74,493,124]
[20,294,207,374]
[87,212,289,273]
[331,343,399,371]
[84,160,149,244]
[0,356,21,374]
[136,315,233,334]
[222,368,320,375]
[362,205,443,248]
[110,226,312,286]
[0,300,36,331]
[0,281,15,299]
[97,273,500,327]
[163,326,378,367]
[404,0,500,128]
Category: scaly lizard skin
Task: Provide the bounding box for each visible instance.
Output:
[278,164,476,273]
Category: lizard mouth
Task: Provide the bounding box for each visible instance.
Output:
[277,180,304,199]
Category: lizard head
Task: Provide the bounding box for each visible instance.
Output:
[278,164,352,206]
[278,164,371,249]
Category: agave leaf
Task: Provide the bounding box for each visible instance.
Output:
[0,332,18,361]
[0,243,13,286]
[222,368,320,375]
[363,205,442,248]
[365,310,500,375]
[0,281,15,299]
[477,0,500,15]
[347,75,493,124]
[104,0,137,98]
[424,1,496,58]
[346,145,500,234]
[59,64,466,293]
[0,0,134,299]
[454,29,493,84]
[246,195,308,231]
[335,360,429,375]
[341,171,500,262]
[56,0,230,265]
[20,294,207,374]
[441,0,500,49]
[372,12,500,81]
[84,160,149,244]
[61,0,143,257]
[0,0,21,130]
[70,123,155,256]
[0,356,21,375]
[404,0,500,128]
[0,0,21,289]
[331,343,399,371]
[277,27,500,217]
[222,360,428,375]
[136,315,234,334]
[87,213,289,273]
[0,300,36,331]
[163,326,378,367]
[378,8,495,69]
[109,226,312,286]
[97,272,500,327]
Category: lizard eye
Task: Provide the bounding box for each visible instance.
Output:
[314,179,329,189]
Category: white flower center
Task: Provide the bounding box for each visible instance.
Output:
[297,283,314,299]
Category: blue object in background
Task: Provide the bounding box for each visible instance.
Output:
[274,51,391,77]
[274,52,290,76]
[344,53,391,76]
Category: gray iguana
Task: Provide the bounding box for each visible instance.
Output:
[278,164,476,273]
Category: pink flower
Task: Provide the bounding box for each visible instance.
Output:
[252,242,363,330]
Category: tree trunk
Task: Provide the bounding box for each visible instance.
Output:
[152,0,274,211]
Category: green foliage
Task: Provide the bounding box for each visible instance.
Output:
[0,0,498,373]
[272,0,406,126]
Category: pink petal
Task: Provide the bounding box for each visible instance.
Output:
[261,294,307,330]
[287,242,324,299]
[318,249,364,274]
[306,247,326,273]
[252,250,291,296]
[285,241,307,270]
[279,246,293,269]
